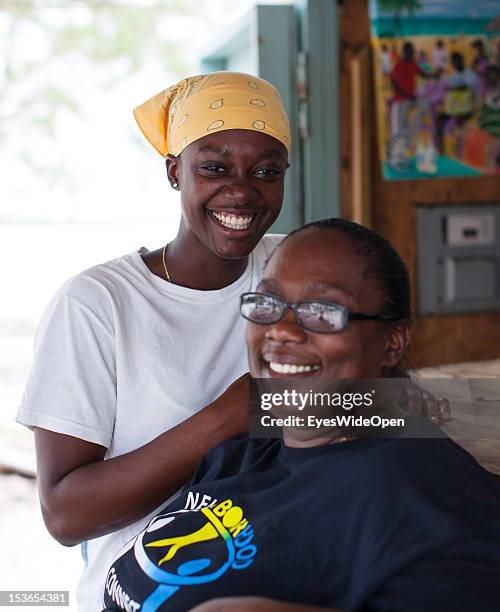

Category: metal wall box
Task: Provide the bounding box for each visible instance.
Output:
[416,205,500,315]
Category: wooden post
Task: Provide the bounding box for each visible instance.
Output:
[350,45,372,227]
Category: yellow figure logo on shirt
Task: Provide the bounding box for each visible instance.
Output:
[110,497,259,611]
[145,500,250,566]
[146,521,219,565]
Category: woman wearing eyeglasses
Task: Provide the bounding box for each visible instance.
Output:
[102,219,500,612]
[16,72,291,610]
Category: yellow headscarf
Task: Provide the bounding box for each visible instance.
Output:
[133,72,291,157]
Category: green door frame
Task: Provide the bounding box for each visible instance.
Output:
[200,5,301,234]
[296,0,341,223]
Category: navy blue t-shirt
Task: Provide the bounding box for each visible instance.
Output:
[103,430,500,612]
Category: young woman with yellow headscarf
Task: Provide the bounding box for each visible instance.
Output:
[16,72,291,610]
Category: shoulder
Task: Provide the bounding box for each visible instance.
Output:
[361,434,493,494]
[257,233,285,255]
[209,435,279,471]
[45,250,147,318]
[252,233,285,271]
[323,436,500,536]
[62,250,144,303]
[192,437,280,484]
[36,250,145,337]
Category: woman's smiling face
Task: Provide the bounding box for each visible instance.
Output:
[246,228,410,380]
[167,129,288,260]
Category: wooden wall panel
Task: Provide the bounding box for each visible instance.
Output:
[339,0,500,367]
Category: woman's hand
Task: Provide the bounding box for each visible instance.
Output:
[189,596,340,612]
[206,372,251,438]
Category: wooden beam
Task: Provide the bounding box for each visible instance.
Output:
[350,45,372,227]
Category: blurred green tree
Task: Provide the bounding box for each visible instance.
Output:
[0,0,202,143]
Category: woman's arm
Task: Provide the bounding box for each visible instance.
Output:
[189,597,341,612]
[35,373,249,546]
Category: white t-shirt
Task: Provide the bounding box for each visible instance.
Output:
[16,234,282,611]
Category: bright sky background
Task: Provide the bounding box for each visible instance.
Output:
[0,0,268,224]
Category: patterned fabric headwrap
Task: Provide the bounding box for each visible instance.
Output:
[133,71,291,156]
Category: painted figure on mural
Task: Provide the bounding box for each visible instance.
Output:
[371,0,500,179]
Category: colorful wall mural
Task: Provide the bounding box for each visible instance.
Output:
[369,0,500,180]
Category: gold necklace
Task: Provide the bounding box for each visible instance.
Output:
[162,244,171,282]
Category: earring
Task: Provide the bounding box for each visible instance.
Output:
[172,181,178,189]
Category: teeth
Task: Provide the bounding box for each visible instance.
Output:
[212,211,253,230]
[268,362,321,374]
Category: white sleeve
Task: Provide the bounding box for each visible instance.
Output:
[16,277,117,447]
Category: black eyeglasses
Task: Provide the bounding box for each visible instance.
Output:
[240,292,400,334]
